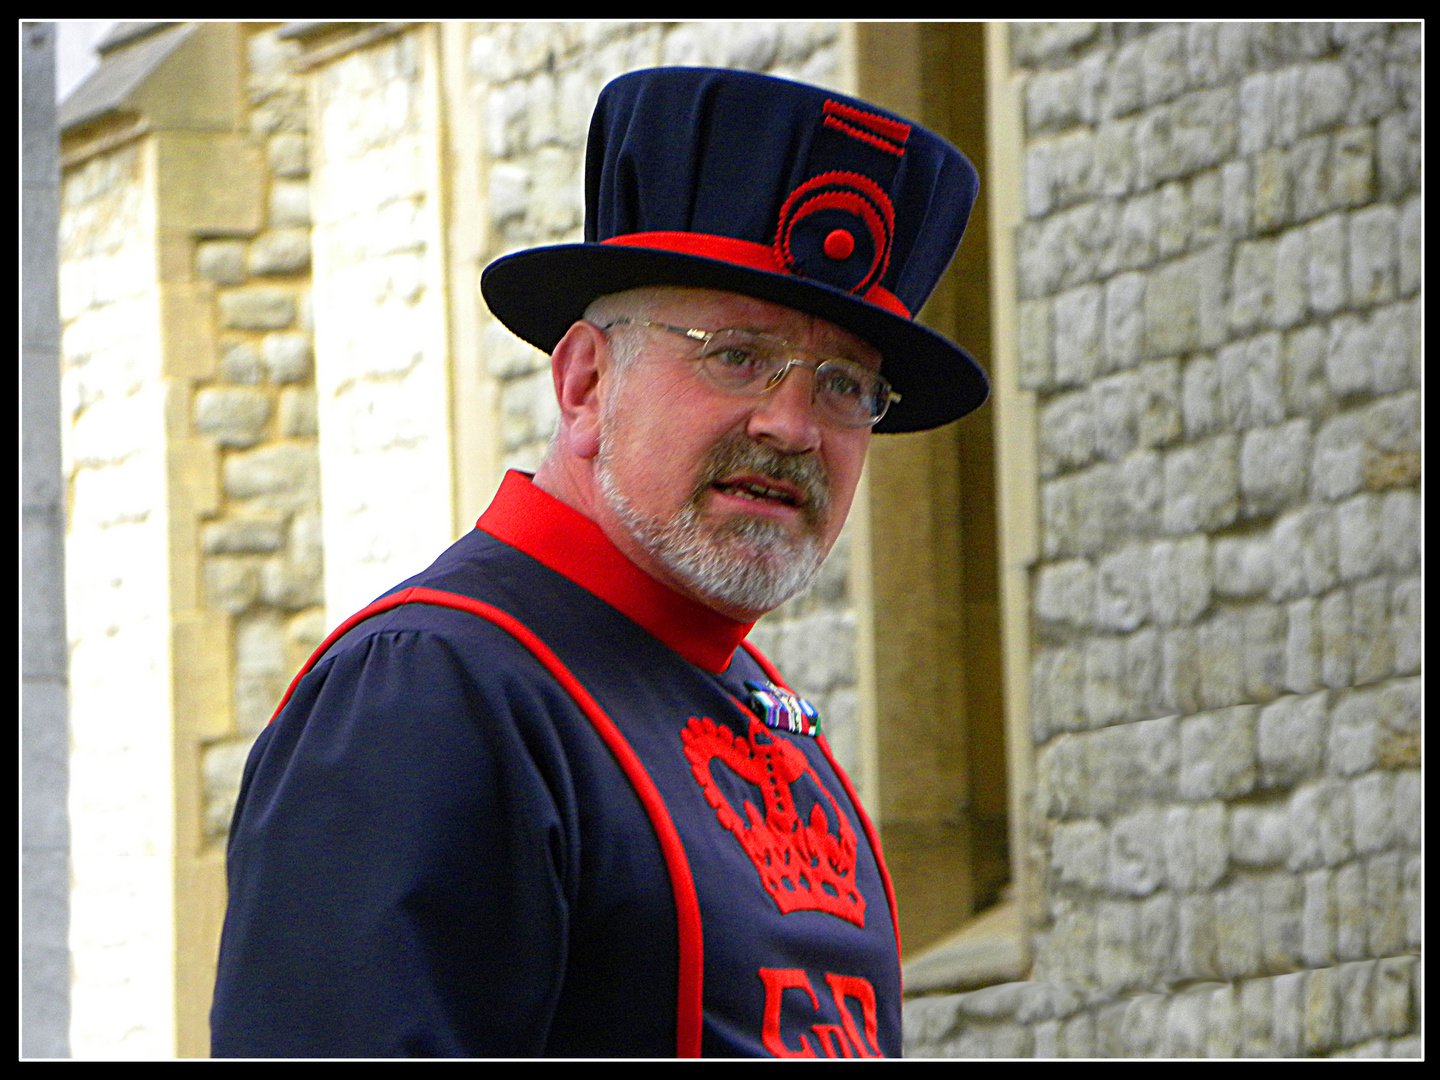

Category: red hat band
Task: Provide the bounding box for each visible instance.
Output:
[601,230,911,318]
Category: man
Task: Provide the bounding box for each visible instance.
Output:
[211,66,986,1058]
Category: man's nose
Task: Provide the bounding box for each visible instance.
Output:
[745,358,823,453]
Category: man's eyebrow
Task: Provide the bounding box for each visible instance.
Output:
[823,338,884,370]
[742,324,882,365]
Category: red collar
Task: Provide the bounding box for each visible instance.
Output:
[476,471,754,674]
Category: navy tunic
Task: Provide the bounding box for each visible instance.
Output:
[211,471,901,1057]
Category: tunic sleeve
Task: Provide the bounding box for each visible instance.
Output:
[211,617,582,1057]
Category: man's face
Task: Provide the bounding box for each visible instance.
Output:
[591,288,878,622]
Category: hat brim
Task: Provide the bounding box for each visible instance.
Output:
[480,244,988,433]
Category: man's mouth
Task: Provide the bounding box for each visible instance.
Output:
[692,432,830,529]
[710,478,804,508]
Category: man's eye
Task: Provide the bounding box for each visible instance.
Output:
[712,347,753,364]
[819,366,865,399]
[706,345,765,372]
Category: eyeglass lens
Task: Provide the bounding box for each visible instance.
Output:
[698,330,887,425]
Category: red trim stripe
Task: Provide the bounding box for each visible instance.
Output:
[601,231,912,318]
[822,99,911,147]
[270,586,706,1058]
[822,115,905,157]
[741,641,904,976]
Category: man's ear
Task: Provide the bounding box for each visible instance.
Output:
[550,320,609,460]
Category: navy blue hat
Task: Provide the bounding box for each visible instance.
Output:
[481,67,988,432]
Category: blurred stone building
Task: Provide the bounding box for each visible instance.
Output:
[45,21,1419,1057]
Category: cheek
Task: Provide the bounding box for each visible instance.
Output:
[817,435,869,537]
[602,389,726,500]
[830,432,870,490]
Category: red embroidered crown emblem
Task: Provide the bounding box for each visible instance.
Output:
[682,715,865,926]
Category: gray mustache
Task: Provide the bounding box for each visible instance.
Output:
[695,434,830,527]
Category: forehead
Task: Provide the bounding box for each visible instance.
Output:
[649,288,883,368]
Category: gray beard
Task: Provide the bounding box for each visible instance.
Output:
[596,431,832,616]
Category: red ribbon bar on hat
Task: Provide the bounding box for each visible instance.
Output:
[822,100,910,157]
[601,232,911,318]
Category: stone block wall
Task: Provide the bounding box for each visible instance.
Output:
[195,26,325,844]
[58,23,322,1054]
[307,26,458,623]
[904,22,1421,1057]
[60,136,179,1056]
